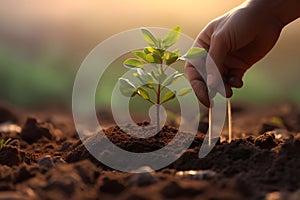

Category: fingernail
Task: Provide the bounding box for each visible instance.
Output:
[228,76,243,88]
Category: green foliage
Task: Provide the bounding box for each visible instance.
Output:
[0,138,11,151]
[181,47,207,60]
[119,78,137,97]
[141,28,158,47]
[119,26,206,129]
[123,58,143,69]
[162,26,181,49]
[161,90,176,104]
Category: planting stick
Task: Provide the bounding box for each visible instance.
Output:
[227,98,232,142]
[208,106,212,146]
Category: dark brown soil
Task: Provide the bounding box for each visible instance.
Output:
[1,102,300,200]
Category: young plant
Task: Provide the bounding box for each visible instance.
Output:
[0,138,11,152]
[119,26,206,132]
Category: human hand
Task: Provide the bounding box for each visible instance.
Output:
[185,0,285,107]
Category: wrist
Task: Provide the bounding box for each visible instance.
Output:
[248,0,300,27]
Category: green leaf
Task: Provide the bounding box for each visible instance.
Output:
[144,47,156,54]
[161,90,176,104]
[137,87,151,100]
[150,71,158,81]
[162,72,184,86]
[163,26,181,49]
[180,47,207,61]
[119,78,136,97]
[165,51,179,66]
[3,138,11,145]
[132,50,148,62]
[141,28,158,47]
[151,52,162,64]
[157,73,167,83]
[177,88,192,96]
[134,72,154,89]
[123,58,143,69]
[145,54,154,63]
[137,69,155,83]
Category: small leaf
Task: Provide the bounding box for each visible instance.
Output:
[145,54,154,63]
[119,78,136,97]
[162,72,184,86]
[151,52,162,64]
[163,26,181,49]
[137,69,155,83]
[132,50,148,62]
[181,47,207,61]
[177,88,192,96]
[165,52,179,66]
[157,66,163,75]
[137,87,151,100]
[151,71,157,81]
[144,47,155,54]
[4,138,11,145]
[157,73,167,83]
[161,90,176,104]
[141,28,158,47]
[123,58,143,69]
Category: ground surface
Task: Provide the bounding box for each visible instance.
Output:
[1,102,300,200]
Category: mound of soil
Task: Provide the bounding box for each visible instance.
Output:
[1,103,300,200]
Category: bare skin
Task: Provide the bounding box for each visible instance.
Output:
[186,0,300,107]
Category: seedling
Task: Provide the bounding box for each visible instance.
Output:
[119,26,206,132]
[118,26,233,145]
[0,138,11,152]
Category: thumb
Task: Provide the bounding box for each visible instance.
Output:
[206,34,229,89]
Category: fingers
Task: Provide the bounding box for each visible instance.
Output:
[206,33,229,88]
[227,68,245,88]
[185,62,210,107]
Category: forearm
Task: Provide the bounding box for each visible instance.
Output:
[248,0,300,26]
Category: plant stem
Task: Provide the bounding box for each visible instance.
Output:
[208,105,212,146]
[227,98,232,143]
[156,84,161,132]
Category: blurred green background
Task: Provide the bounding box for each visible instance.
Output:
[0,0,299,109]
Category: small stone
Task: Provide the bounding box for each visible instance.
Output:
[38,155,54,170]
[0,123,21,133]
[128,172,158,187]
[175,170,217,180]
[273,129,290,140]
[254,131,277,149]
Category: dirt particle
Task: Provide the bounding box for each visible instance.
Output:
[21,118,54,143]
[0,145,23,166]
[128,172,158,187]
[254,132,277,149]
[38,155,54,170]
[99,179,125,194]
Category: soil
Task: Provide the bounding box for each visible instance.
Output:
[1,102,300,200]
